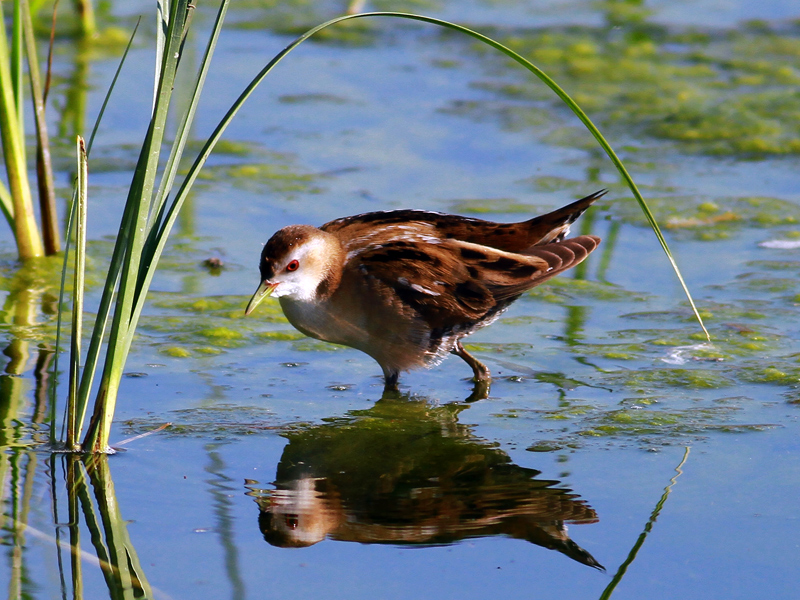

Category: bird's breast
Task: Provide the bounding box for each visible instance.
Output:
[279,296,370,349]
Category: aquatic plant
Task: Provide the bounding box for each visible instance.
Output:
[0,0,60,258]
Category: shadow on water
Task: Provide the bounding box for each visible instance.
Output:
[247,396,604,570]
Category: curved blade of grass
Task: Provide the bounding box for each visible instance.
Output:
[131,11,708,342]
[87,18,141,156]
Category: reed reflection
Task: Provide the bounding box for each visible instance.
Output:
[249,397,602,569]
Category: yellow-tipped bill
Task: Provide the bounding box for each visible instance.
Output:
[245,281,278,316]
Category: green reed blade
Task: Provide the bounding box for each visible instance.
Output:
[56,20,139,448]
[65,137,88,451]
[20,0,60,255]
[147,0,228,238]
[83,0,193,452]
[75,7,706,451]
[0,182,13,225]
[0,0,43,259]
[53,189,76,446]
[366,12,710,339]
[10,0,23,130]
[155,0,170,110]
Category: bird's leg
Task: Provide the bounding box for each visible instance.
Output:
[452,340,491,382]
[382,368,400,395]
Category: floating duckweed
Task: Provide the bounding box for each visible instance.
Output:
[198,327,244,340]
[292,340,342,352]
[611,368,733,389]
[578,429,603,438]
[256,330,305,341]
[469,25,800,156]
[448,198,536,214]
[739,365,800,385]
[194,347,224,355]
[208,139,258,156]
[528,278,650,302]
[603,352,636,360]
[543,414,570,421]
[739,342,764,351]
[162,346,192,358]
[187,298,230,312]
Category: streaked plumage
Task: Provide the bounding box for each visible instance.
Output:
[246,190,604,391]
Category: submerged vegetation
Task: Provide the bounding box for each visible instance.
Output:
[466,10,800,156]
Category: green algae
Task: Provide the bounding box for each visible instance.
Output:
[505,399,764,451]
[463,20,800,156]
[138,291,292,351]
[738,364,800,386]
[122,404,281,438]
[225,0,434,43]
[607,368,734,390]
[255,330,306,341]
[527,277,651,303]
[601,195,800,239]
[199,161,324,197]
[161,346,192,358]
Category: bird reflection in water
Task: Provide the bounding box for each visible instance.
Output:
[247,397,602,569]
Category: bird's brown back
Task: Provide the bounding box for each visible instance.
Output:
[321,190,605,254]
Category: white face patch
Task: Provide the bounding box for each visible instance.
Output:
[270,236,329,302]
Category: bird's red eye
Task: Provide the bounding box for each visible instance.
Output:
[286,260,299,272]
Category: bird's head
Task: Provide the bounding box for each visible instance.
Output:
[245,225,342,315]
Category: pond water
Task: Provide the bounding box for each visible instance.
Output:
[2,1,799,598]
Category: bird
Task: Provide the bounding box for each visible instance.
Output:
[245,190,604,394]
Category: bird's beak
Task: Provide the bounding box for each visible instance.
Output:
[245,281,278,316]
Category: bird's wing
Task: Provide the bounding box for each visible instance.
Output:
[321,191,605,254]
[348,236,600,329]
[451,235,601,302]
[345,239,495,329]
